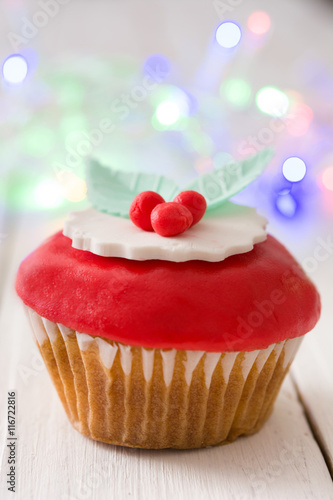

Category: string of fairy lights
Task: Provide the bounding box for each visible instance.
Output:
[1,10,333,229]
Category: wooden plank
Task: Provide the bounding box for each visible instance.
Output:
[1,215,333,500]
[0,199,15,306]
[291,260,333,475]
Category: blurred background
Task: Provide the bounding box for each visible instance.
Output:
[0,0,332,258]
[0,4,332,497]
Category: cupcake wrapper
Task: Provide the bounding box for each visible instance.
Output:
[25,305,302,449]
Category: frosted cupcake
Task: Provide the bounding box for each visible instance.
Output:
[15,151,320,449]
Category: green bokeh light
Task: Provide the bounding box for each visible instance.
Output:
[0,171,64,211]
[0,171,34,210]
[221,78,252,108]
[188,131,214,156]
[19,126,56,157]
[183,119,214,156]
[60,114,88,136]
[111,59,138,77]
[53,77,86,108]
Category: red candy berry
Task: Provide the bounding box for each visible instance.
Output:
[129,191,165,231]
[151,202,193,237]
[173,190,207,226]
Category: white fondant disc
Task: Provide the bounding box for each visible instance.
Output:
[63,202,267,262]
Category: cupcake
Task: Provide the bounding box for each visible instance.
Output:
[15,153,321,449]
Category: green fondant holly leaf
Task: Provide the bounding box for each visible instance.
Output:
[86,159,179,217]
[183,148,274,211]
[86,148,274,217]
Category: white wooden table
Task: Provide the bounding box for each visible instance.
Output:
[1,1,333,498]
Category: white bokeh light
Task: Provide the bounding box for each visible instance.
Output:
[2,54,28,84]
[256,87,289,117]
[282,157,307,182]
[34,180,63,208]
[156,100,181,125]
[216,22,242,49]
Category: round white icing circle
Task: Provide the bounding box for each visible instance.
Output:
[63,202,267,262]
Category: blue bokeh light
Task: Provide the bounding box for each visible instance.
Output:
[143,54,171,82]
[275,192,298,218]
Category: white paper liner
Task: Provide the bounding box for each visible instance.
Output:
[25,306,302,389]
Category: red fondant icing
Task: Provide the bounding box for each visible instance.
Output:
[16,231,320,352]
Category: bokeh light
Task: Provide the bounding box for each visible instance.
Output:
[275,192,297,218]
[65,181,87,203]
[152,86,191,128]
[286,90,303,105]
[322,166,333,191]
[256,86,289,117]
[143,54,171,82]
[56,78,85,108]
[19,126,56,157]
[1,171,36,211]
[59,172,87,202]
[194,157,214,174]
[287,103,313,137]
[34,179,64,208]
[282,157,307,182]
[247,11,271,35]
[2,54,28,84]
[156,100,180,125]
[221,78,252,108]
[215,22,242,49]
[60,114,88,135]
[190,133,214,156]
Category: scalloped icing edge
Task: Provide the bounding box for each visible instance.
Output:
[63,202,267,262]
